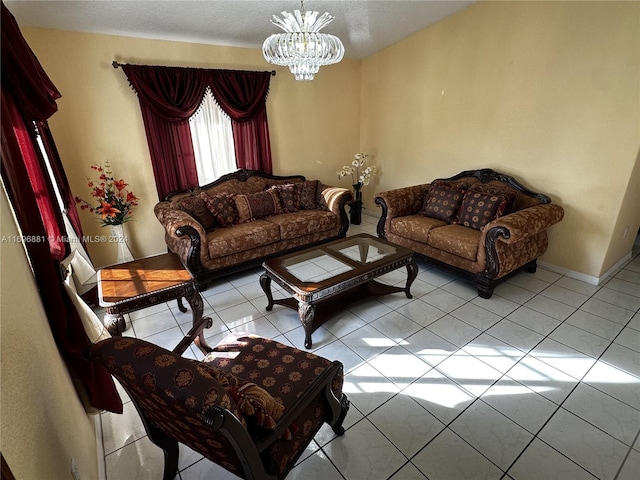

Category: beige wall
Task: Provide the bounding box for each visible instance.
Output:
[19,1,639,278]
[0,187,99,480]
[21,28,361,268]
[361,0,639,279]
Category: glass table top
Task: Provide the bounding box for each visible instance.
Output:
[281,236,398,283]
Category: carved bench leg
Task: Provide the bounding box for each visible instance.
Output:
[331,393,350,436]
[141,414,178,480]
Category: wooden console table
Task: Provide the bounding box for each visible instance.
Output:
[98,253,213,355]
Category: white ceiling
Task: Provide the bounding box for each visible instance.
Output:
[5,0,475,59]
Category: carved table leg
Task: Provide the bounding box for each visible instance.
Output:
[184,290,213,354]
[176,297,187,313]
[260,273,275,311]
[405,260,419,299]
[104,312,126,336]
[299,302,316,349]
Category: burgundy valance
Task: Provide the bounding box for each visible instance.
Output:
[1,3,60,120]
[120,64,272,123]
[208,69,271,122]
[121,65,209,123]
[118,63,273,198]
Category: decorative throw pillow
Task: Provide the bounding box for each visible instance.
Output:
[269,183,300,213]
[316,181,329,211]
[468,183,519,214]
[234,190,282,223]
[420,182,466,222]
[172,195,217,231]
[299,180,320,210]
[197,362,284,430]
[200,192,239,227]
[453,191,510,230]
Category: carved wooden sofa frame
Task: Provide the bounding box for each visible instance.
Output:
[375,168,564,298]
[155,169,352,290]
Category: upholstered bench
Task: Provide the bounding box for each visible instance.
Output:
[90,334,349,480]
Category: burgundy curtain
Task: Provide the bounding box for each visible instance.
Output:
[1,2,122,413]
[121,65,207,199]
[209,70,273,173]
[120,65,272,198]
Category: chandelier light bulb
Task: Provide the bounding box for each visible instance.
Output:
[262,3,345,81]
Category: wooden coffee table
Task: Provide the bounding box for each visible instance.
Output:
[260,234,417,348]
[98,253,213,355]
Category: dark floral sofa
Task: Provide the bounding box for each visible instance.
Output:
[155,169,351,289]
[375,169,564,298]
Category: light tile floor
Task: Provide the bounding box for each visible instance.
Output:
[100,213,640,480]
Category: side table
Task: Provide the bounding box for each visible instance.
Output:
[97,253,213,355]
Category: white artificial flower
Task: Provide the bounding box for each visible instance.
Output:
[338,152,376,189]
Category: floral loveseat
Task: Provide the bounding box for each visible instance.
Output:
[375,169,564,298]
[155,169,352,289]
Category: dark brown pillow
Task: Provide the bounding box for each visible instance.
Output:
[200,192,239,227]
[420,183,466,222]
[234,190,282,223]
[299,180,320,210]
[269,183,300,213]
[172,195,217,231]
[453,191,510,230]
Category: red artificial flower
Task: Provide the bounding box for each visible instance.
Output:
[97,201,121,220]
[92,187,105,198]
[77,161,137,226]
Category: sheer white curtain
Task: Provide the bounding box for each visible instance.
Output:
[189,90,237,185]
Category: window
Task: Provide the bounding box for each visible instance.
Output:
[189,90,237,185]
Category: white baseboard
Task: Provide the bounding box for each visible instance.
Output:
[94,414,107,480]
[539,252,633,286]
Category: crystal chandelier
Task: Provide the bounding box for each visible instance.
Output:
[262,1,345,81]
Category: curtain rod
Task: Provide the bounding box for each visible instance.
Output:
[112,60,276,76]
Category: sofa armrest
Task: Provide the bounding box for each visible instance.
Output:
[483,203,565,244]
[374,184,431,238]
[480,203,564,278]
[320,186,352,236]
[154,201,209,275]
